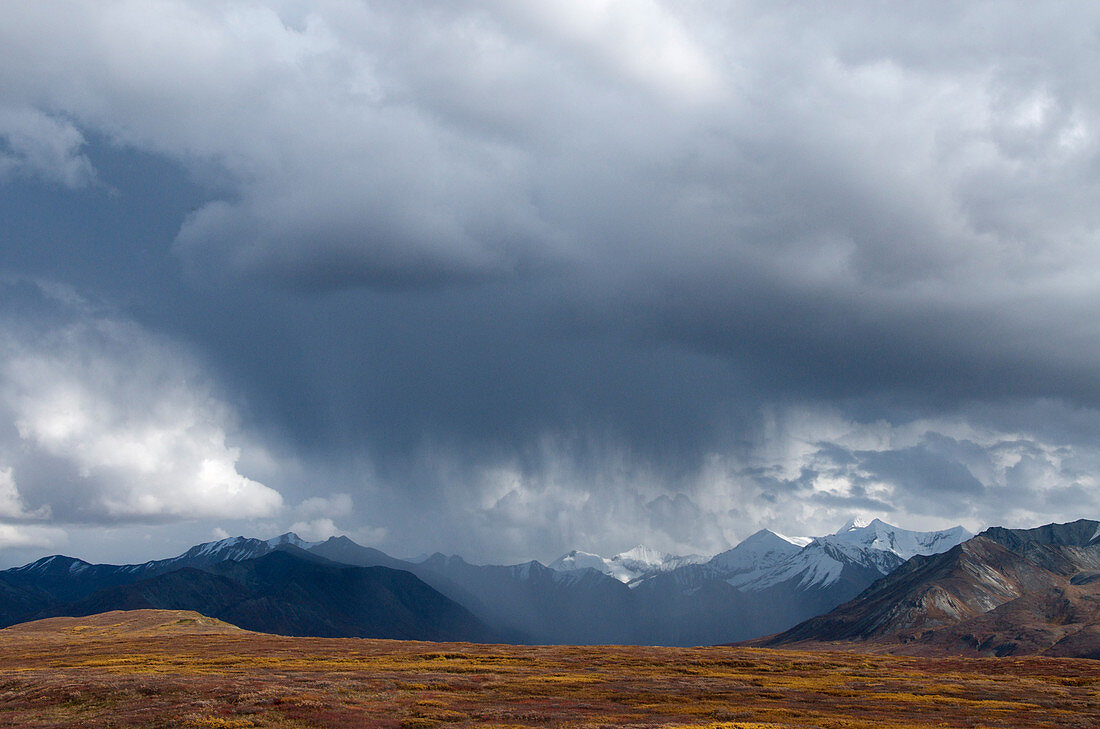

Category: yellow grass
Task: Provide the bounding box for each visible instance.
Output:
[0,610,1096,729]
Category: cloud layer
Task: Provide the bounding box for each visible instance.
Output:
[1,2,1099,563]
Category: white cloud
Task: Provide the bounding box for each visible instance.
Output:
[286,493,356,542]
[0,284,284,523]
[288,517,342,542]
[482,0,722,100]
[0,106,95,187]
[296,492,353,519]
[0,523,66,549]
[729,402,1100,536]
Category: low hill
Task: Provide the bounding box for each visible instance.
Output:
[0,609,247,639]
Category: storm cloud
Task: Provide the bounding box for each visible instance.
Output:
[0,1,1098,565]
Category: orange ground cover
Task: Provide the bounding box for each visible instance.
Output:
[0,611,1096,728]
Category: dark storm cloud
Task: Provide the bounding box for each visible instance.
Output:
[1,1,1099,562]
[855,445,986,516]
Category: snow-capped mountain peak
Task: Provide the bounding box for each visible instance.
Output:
[614,545,666,565]
[549,545,707,584]
[741,536,907,591]
[838,515,874,533]
[177,535,272,563]
[709,529,806,584]
[549,550,610,573]
[612,546,707,571]
[703,519,971,593]
[172,532,321,565]
[192,536,246,557]
[826,519,972,560]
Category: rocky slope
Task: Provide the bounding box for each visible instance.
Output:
[761,519,1100,657]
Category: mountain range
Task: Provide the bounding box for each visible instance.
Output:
[759,519,1100,658]
[0,517,975,646]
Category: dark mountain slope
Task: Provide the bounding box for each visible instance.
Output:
[306,535,409,570]
[411,555,637,645]
[0,574,58,626]
[52,567,254,617]
[38,550,501,643]
[305,537,633,645]
[0,534,300,610]
[2,555,149,605]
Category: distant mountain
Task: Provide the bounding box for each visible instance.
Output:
[304,537,637,643]
[549,545,708,585]
[709,529,810,585]
[48,548,499,642]
[307,535,408,570]
[412,554,636,645]
[0,535,501,643]
[619,519,970,644]
[0,518,975,646]
[625,540,898,645]
[829,517,972,560]
[760,519,1100,658]
[0,532,317,606]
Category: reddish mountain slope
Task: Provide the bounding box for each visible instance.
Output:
[760,519,1100,657]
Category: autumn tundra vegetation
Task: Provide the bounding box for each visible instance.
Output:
[0,610,1096,729]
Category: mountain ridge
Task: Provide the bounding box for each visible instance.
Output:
[0,517,982,646]
[757,519,1100,658]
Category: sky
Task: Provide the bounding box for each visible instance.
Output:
[1,0,1099,568]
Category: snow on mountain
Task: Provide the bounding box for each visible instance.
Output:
[838,516,872,532]
[113,532,319,575]
[744,537,906,591]
[827,518,972,560]
[614,546,708,575]
[549,545,708,584]
[9,554,91,576]
[709,529,808,587]
[179,536,271,562]
[550,550,610,573]
[550,519,969,592]
[179,531,319,561]
[706,519,969,593]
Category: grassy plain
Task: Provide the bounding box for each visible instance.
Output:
[0,610,1096,728]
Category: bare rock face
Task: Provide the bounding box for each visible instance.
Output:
[761,519,1100,658]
